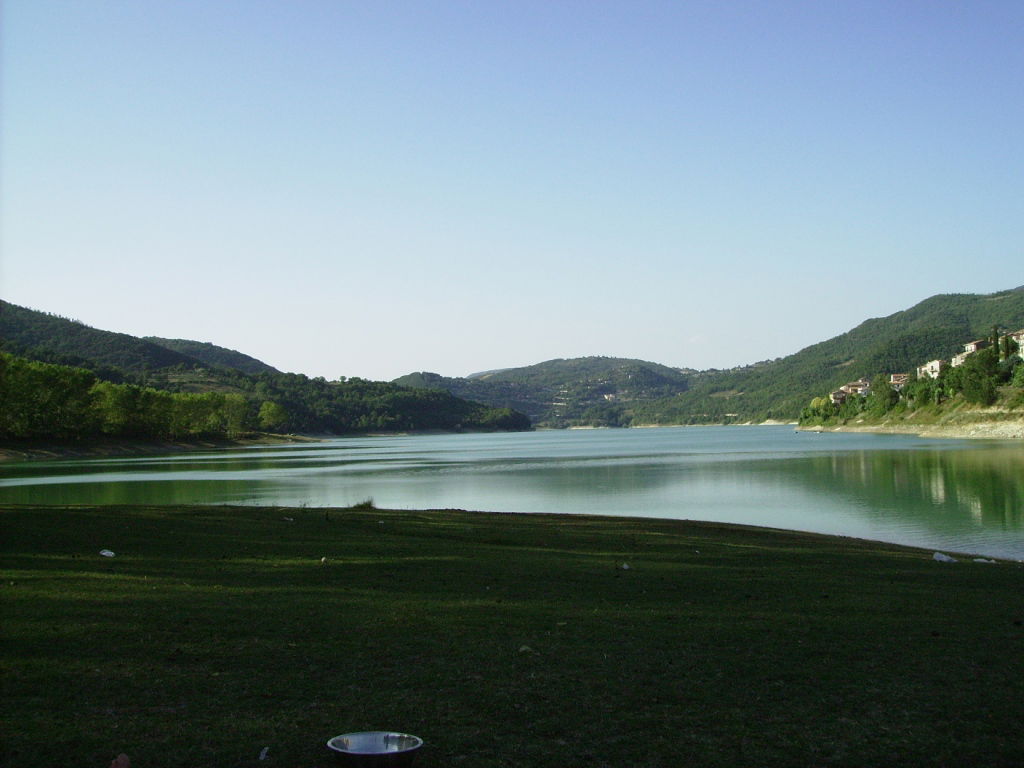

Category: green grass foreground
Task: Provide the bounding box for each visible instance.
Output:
[3,505,1024,768]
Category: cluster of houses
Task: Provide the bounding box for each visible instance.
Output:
[830,328,1024,406]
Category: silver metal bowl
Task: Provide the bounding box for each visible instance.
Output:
[326,731,424,768]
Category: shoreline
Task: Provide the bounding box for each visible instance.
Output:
[798,420,1024,440]
[0,433,322,462]
[5,417,1019,462]
[0,425,533,461]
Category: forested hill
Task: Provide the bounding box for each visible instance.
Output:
[0,301,286,379]
[145,337,280,375]
[0,352,532,441]
[0,300,198,377]
[395,287,1024,427]
[630,286,1024,424]
[0,301,532,438]
[395,357,693,427]
[6,288,1023,433]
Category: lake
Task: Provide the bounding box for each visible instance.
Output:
[2,425,1023,559]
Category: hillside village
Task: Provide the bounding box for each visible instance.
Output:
[828,327,1024,408]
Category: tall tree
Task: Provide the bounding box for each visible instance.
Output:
[258,401,289,431]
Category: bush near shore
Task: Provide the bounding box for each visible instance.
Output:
[4,505,1024,768]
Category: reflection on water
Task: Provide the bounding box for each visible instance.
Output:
[745,447,1024,558]
[2,426,1022,558]
[795,449,1024,529]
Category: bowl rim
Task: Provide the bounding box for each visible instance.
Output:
[326,731,424,755]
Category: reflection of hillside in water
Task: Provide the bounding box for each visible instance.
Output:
[773,448,1024,531]
[2,432,1022,556]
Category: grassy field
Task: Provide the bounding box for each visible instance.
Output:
[3,504,1024,768]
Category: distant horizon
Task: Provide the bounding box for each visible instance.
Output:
[3,2,1021,381]
[5,284,1023,382]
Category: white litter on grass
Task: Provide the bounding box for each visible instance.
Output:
[619,562,631,570]
[973,558,997,564]
[100,550,116,558]
[259,746,269,760]
[933,552,958,563]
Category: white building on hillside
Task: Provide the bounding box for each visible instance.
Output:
[917,359,947,379]
[889,373,910,390]
[952,338,993,367]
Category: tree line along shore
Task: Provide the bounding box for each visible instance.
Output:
[0,351,530,446]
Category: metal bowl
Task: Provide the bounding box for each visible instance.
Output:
[326,731,424,768]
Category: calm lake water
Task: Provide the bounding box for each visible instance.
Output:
[2,426,1023,559]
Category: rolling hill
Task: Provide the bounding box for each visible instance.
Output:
[0,301,532,436]
[397,287,1024,426]
[5,287,1023,431]
[0,300,198,376]
[633,286,1024,424]
[0,301,280,378]
[394,357,694,426]
[145,337,280,375]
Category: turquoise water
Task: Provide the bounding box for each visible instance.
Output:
[2,426,1023,559]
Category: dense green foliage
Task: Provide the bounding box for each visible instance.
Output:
[395,357,693,427]
[0,353,255,440]
[0,302,530,439]
[1,301,278,382]
[144,337,281,374]
[0,300,198,375]
[0,353,530,442]
[5,505,1024,767]
[208,367,532,434]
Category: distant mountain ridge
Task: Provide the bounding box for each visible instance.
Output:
[396,287,1024,426]
[395,356,694,426]
[145,337,280,375]
[6,287,1023,429]
[465,368,512,379]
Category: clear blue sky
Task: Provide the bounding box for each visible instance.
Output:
[2,1,1021,380]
